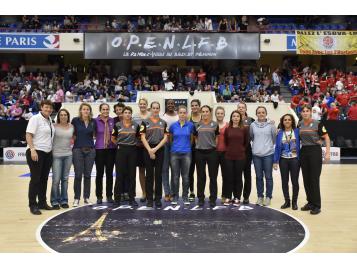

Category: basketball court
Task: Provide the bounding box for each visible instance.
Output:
[1,162,356,252]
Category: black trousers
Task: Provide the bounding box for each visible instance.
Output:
[217,151,228,198]
[225,159,245,200]
[114,145,137,201]
[95,148,115,199]
[279,157,300,202]
[26,149,53,207]
[189,146,196,193]
[144,146,164,202]
[195,149,219,201]
[242,146,252,200]
[300,146,322,209]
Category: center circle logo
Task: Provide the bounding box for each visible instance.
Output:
[38,202,308,253]
[5,150,15,159]
[322,36,334,49]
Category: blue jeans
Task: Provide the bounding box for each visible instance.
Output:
[162,143,172,196]
[171,152,191,201]
[252,154,274,199]
[51,155,72,206]
[73,148,96,200]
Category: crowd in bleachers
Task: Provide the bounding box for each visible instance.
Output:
[0,61,289,120]
[284,66,357,121]
[2,60,357,121]
[104,16,250,32]
[1,15,356,33]
[0,15,87,33]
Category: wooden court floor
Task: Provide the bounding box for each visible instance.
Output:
[0,163,356,253]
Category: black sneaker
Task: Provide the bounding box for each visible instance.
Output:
[113,200,121,207]
[38,203,53,210]
[310,207,321,215]
[129,200,139,207]
[61,204,69,209]
[107,197,114,203]
[147,200,153,207]
[209,200,216,208]
[280,200,290,209]
[30,206,42,215]
[198,199,204,207]
[140,197,146,202]
[155,200,162,208]
[97,199,103,205]
[292,201,298,210]
[243,199,250,205]
[52,204,61,210]
[301,203,313,211]
[189,192,195,202]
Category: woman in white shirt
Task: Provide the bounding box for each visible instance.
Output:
[25,100,55,215]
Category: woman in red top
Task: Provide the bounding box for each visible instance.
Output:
[347,102,357,120]
[327,102,339,120]
[223,110,249,206]
[215,106,229,202]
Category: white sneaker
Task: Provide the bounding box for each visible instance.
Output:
[84,198,92,205]
[73,199,79,207]
[264,197,271,206]
[233,198,241,207]
[223,198,231,206]
[256,197,264,206]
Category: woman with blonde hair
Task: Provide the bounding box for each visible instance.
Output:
[215,106,228,202]
[71,103,96,207]
[132,98,150,202]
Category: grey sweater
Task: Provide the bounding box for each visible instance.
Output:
[53,124,74,157]
[249,120,276,157]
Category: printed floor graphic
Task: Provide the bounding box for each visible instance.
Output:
[38,200,307,253]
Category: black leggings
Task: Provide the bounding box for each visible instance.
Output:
[26,149,52,207]
[144,146,164,201]
[279,157,300,202]
[300,146,322,209]
[224,159,245,200]
[242,146,252,200]
[95,149,115,199]
[114,145,137,201]
[195,149,219,201]
[217,151,228,198]
[189,146,196,193]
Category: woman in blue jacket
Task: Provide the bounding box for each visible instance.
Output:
[273,114,300,210]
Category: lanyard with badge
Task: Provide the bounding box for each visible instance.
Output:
[283,129,294,157]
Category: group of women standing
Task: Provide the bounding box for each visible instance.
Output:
[25,99,330,216]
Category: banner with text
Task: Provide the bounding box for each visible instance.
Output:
[296,30,357,55]
[85,33,260,59]
[0,33,60,50]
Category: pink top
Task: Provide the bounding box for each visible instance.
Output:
[216,122,228,152]
[55,89,64,103]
